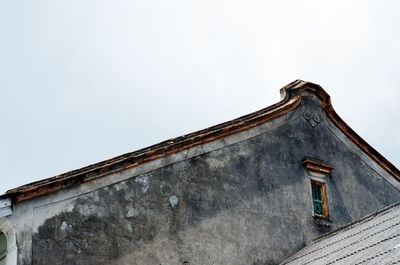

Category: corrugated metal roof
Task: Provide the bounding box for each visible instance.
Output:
[283,202,400,265]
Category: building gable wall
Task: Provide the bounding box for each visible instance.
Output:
[9,93,398,265]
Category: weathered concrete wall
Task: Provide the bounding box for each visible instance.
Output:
[10,94,400,265]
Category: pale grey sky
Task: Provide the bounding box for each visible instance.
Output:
[1,0,399,194]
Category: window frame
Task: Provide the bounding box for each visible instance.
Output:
[310,180,328,218]
[0,218,17,265]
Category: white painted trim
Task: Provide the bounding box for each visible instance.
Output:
[0,199,12,218]
[309,175,327,183]
[0,218,17,265]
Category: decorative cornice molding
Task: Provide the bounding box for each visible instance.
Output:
[303,109,321,128]
[2,80,399,203]
[302,159,334,175]
[292,81,400,182]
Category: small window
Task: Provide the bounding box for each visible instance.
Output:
[311,181,327,217]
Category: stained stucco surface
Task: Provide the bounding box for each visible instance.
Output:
[10,95,400,265]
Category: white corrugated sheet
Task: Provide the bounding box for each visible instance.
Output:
[283,203,400,265]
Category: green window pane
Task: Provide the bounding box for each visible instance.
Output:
[313,201,324,215]
[312,185,322,201]
[311,183,326,216]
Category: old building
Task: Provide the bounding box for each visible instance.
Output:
[1,80,399,265]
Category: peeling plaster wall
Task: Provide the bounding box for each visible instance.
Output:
[8,95,400,265]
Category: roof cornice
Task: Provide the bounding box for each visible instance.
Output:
[3,80,399,203]
[292,81,400,183]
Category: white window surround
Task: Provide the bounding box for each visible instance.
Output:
[0,218,17,265]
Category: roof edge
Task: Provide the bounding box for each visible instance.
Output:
[3,80,399,203]
[2,80,304,202]
[295,82,400,182]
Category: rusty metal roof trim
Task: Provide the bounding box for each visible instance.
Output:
[3,80,399,203]
[292,81,400,183]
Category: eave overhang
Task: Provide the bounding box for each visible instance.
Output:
[2,80,399,203]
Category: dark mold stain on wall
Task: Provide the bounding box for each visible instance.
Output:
[31,98,400,265]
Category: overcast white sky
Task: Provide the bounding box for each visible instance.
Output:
[1,0,399,194]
